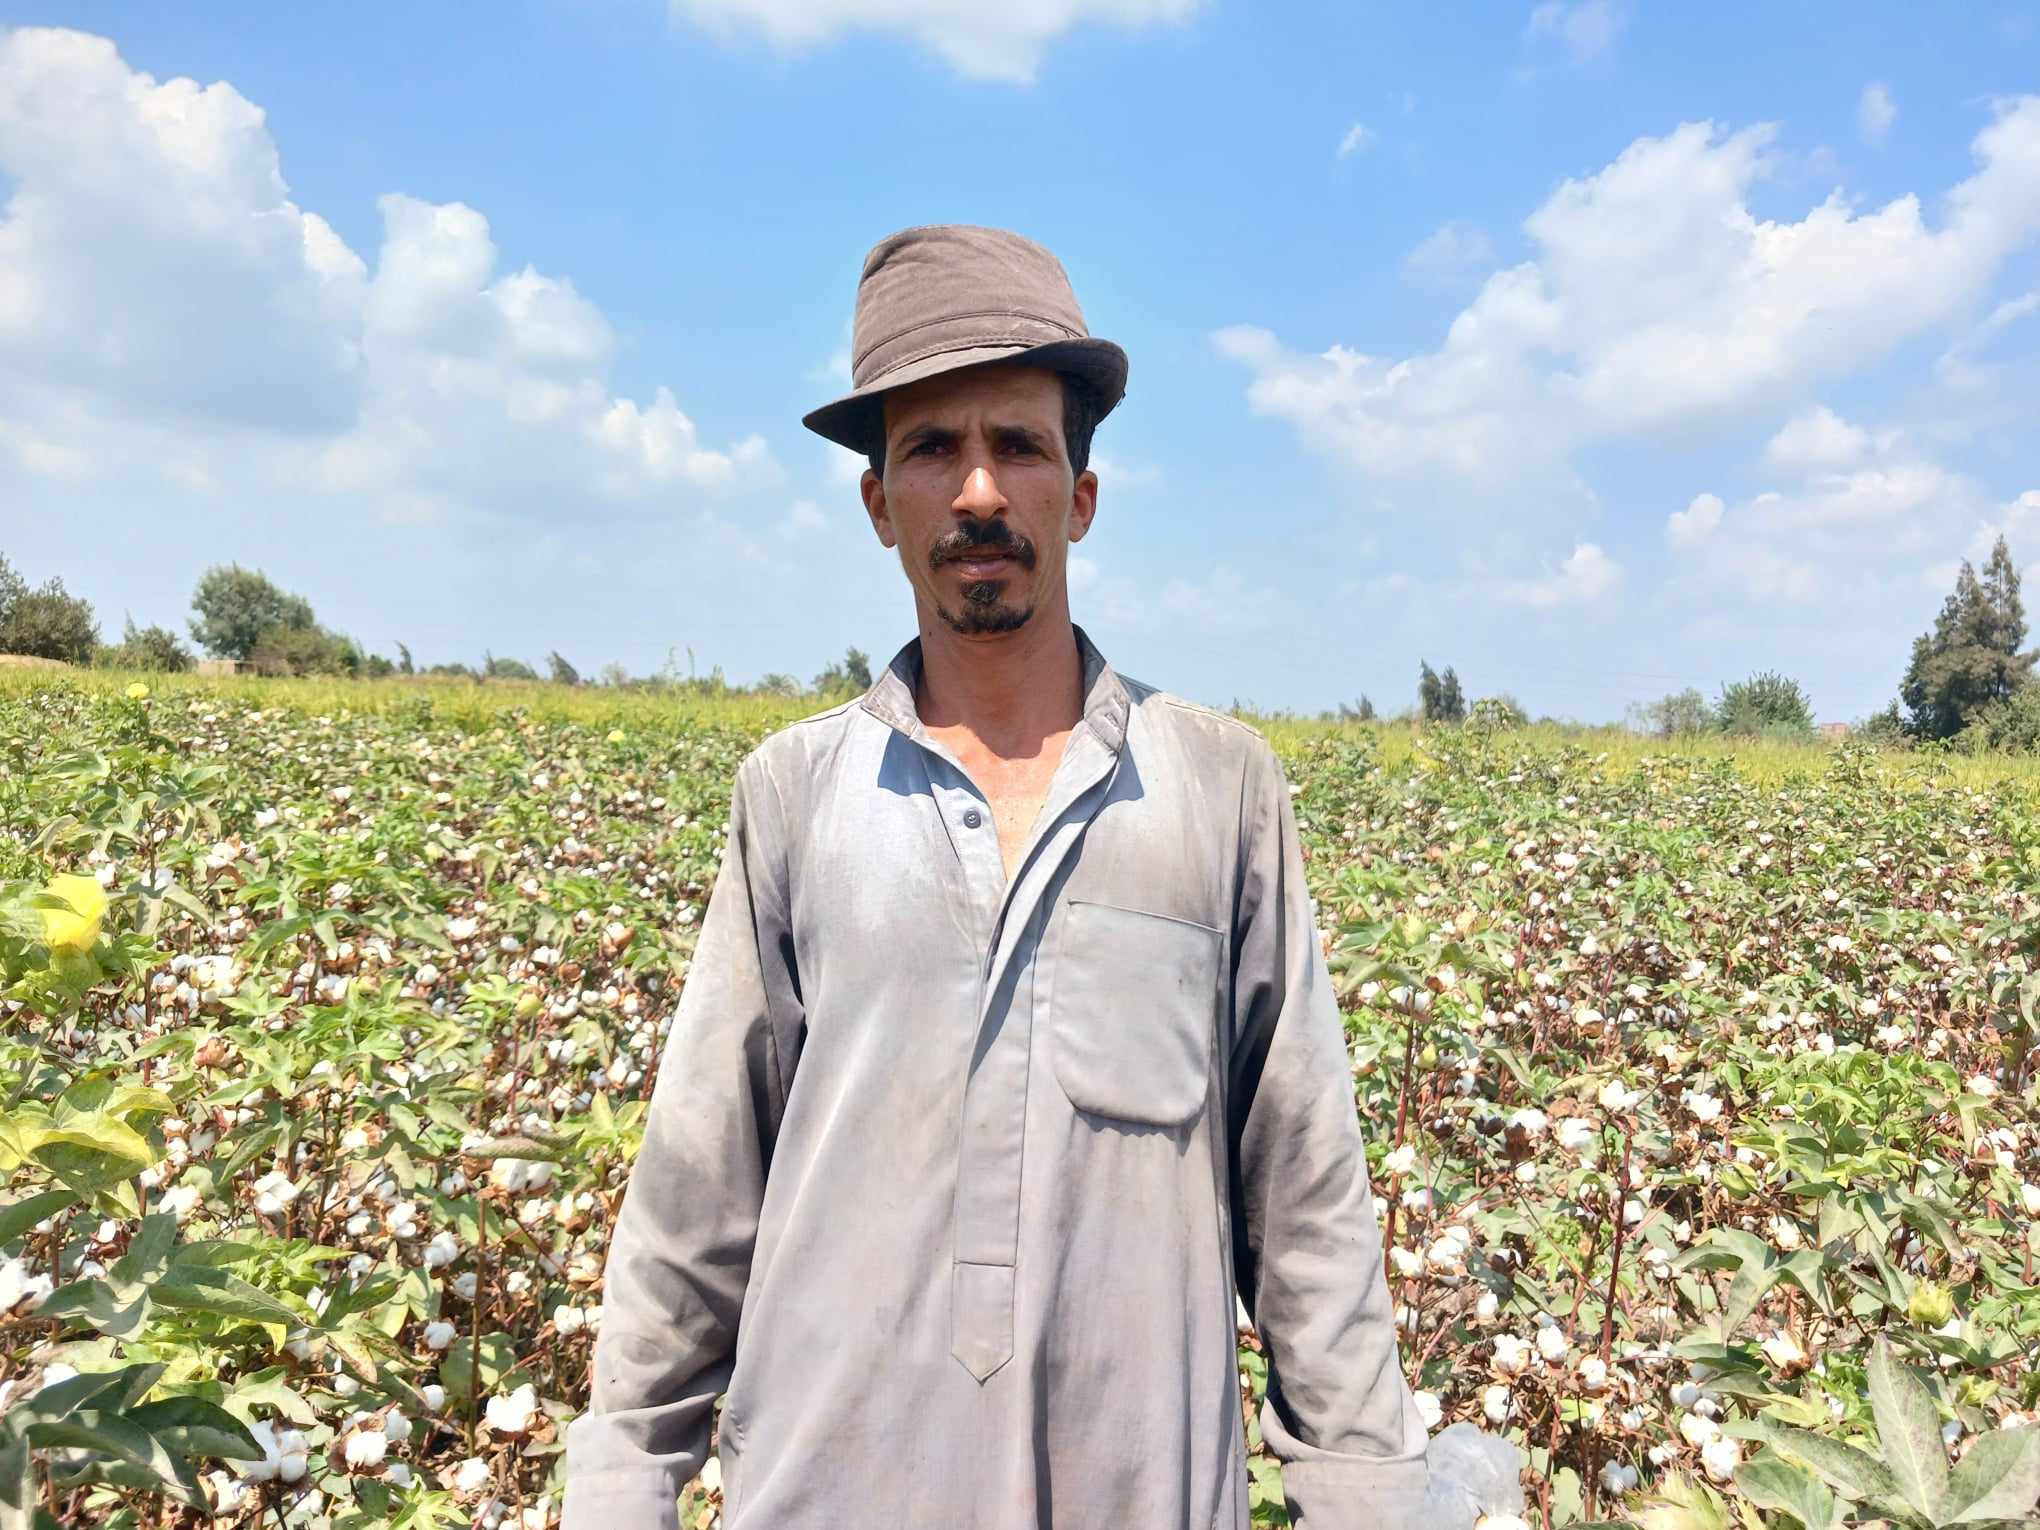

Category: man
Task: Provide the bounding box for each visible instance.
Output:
[562,225,1430,1529]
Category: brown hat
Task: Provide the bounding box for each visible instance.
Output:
[801,224,1128,456]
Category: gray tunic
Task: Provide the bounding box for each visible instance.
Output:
[561,626,1430,1529]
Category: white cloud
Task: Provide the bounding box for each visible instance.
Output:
[1499,542,1622,607]
[0,27,774,526]
[671,0,1200,84]
[1762,405,1871,472]
[1674,459,1981,605]
[1524,0,1627,64]
[1666,492,1724,545]
[1069,555,1288,634]
[1337,122,1376,159]
[1401,220,1498,286]
[1859,82,1897,146]
[1217,99,2040,482]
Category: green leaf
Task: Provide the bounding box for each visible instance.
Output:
[1736,1451,1838,1530]
[0,1434,33,1530]
[109,1212,179,1286]
[22,1412,201,1509]
[1720,1259,1784,1339]
[124,1397,266,1463]
[441,1331,518,1402]
[34,1277,151,1340]
[1944,1428,2040,1524]
[0,1189,76,1246]
[17,1365,165,1424]
[1868,1339,1950,1522]
[149,1266,305,1327]
[1768,1426,1902,1502]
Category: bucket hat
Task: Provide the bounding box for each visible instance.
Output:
[801,224,1128,456]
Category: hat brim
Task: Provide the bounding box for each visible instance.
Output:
[800,336,1128,456]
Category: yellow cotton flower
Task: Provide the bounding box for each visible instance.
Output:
[40,873,108,955]
[607,729,626,743]
[125,683,150,700]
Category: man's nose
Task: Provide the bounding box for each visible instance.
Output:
[952,465,1007,517]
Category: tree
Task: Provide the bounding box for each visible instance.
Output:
[1336,695,1377,722]
[99,617,193,672]
[1438,666,1466,723]
[1629,688,1714,737]
[189,565,316,661]
[1899,535,2036,740]
[248,623,353,677]
[0,575,99,663]
[812,646,873,694]
[396,642,415,676]
[482,652,538,681]
[1716,670,1815,737]
[0,553,25,630]
[597,662,631,688]
[1417,661,1442,721]
[547,651,582,687]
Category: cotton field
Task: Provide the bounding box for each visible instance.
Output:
[2,679,2037,1529]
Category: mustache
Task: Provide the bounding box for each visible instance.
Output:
[929,522,1037,570]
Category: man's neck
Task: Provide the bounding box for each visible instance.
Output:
[912,609,1084,762]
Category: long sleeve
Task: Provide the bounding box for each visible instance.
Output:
[1227,741,1430,1529]
[563,753,801,1530]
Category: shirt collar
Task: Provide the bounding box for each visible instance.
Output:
[859,622,1130,754]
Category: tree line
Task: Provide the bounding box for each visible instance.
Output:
[5,540,2035,748]
[0,555,876,699]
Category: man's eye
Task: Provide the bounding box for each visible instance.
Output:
[907,440,943,456]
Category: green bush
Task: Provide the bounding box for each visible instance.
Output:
[0,575,99,663]
[1716,670,1814,738]
[1955,682,2040,754]
[94,618,194,673]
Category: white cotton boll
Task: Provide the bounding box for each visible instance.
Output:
[1679,1411,1721,1446]
[424,1321,457,1351]
[1700,1436,1741,1481]
[424,1231,461,1270]
[1412,1390,1442,1430]
[1578,1356,1609,1392]
[1475,1517,1533,1530]
[158,1184,201,1222]
[236,1421,283,1482]
[1383,1143,1418,1177]
[252,1172,300,1215]
[384,1411,413,1443]
[346,1212,372,1237]
[485,1383,539,1435]
[1475,1290,1499,1322]
[1390,1247,1423,1278]
[1492,1336,1531,1376]
[453,1272,479,1300]
[553,1305,586,1334]
[420,1384,447,1412]
[1482,1384,1512,1424]
[333,1373,361,1397]
[385,1462,414,1489]
[453,1457,493,1493]
[1555,1118,1596,1153]
[1536,1326,1570,1363]
[1599,1461,1638,1495]
[343,1430,388,1469]
[1596,1079,1640,1112]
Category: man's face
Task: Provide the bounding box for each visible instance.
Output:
[861,364,1097,638]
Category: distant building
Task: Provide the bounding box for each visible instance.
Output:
[195,658,250,677]
[1817,721,1851,741]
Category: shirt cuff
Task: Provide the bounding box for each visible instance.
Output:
[560,1468,683,1530]
[1280,1456,1431,1530]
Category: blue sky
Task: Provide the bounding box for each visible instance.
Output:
[2,3,2036,721]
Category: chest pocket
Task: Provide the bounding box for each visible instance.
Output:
[1048,899,1223,1129]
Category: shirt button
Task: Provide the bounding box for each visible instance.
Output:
[962,808,983,829]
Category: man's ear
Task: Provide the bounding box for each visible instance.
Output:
[862,468,897,549]
[1068,468,1098,545]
